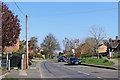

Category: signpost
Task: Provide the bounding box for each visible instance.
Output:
[108,48,111,58]
[72,49,75,57]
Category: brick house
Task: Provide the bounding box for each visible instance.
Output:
[110,36,120,51]
[4,38,20,53]
[81,43,91,54]
[103,36,120,52]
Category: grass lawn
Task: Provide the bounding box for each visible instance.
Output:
[79,57,115,66]
[112,57,120,59]
[2,78,18,80]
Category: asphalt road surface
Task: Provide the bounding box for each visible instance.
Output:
[5,59,119,80]
[39,60,119,79]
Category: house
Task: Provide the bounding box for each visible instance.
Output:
[102,36,120,57]
[103,36,120,51]
[110,36,120,51]
[81,43,91,54]
[4,38,19,53]
[97,44,107,53]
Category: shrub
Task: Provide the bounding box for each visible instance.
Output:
[12,50,16,54]
[28,60,32,65]
[29,55,33,60]
[17,49,26,54]
[35,54,42,58]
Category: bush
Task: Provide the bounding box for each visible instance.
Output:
[17,49,26,54]
[12,50,16,54]
[29,55,33,60]
[28,60,32,65]
[36,54,42,58]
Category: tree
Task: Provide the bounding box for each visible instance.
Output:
[89,26,106,59]
[109,38,112,43]
[19,43,24,50]
[63,38,80,58]
[63,37,71,54]
[16,42,26,54]
[41,33,61,58]
[70,39,80,49]
[76,37,96,58]
[1,2,21,51]
[29,37,38,53]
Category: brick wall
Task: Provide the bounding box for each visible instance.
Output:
[4,38,19,52]
[24,55,26,69]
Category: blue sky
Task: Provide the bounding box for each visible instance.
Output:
[6,2,118,50]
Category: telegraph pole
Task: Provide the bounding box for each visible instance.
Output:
[26,15,28,69]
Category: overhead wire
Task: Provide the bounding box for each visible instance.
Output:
[13,0,26,16]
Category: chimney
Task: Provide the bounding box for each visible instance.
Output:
[116,36,118,40]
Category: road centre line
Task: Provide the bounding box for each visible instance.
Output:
[39,61,43,78]
[78,71,90,75]
[97,77,102,78]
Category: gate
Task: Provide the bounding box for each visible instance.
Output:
[10,54,22,68]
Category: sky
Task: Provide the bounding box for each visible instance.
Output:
[5,2,118,51]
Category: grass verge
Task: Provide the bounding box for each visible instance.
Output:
[79,57,115,66]
[2,78,18,80]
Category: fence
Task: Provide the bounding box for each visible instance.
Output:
[1,59,7,69]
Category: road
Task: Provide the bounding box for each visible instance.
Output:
[5,59,119,79]
[40,59,118,79]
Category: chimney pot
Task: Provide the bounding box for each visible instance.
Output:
[116,36,118,40]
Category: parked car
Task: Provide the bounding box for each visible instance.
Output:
[58,56,65,62]
[67,57,81,65]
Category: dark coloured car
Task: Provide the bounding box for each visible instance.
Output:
[58,56,65,62]
[67,57,81,65]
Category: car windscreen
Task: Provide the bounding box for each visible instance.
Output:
[70,58,78,60]
[59,57,64,59]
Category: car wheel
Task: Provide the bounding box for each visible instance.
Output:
[78,63,81,65]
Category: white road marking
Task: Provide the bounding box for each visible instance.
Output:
[30,67,36,69]
[97,77,102,78]
[39,62,43,78]
[61,64,91,76]
[0,72,9,79]
[78,71,90,75]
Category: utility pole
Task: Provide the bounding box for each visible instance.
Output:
[26,15,28,69]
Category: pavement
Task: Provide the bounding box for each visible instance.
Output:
[3,59,120,80]
[110,59,119,68]
[5,61,42,78]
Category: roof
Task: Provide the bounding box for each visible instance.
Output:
[110,42,119,48]
[98,44,104,47]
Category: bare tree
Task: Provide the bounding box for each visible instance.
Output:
[62,37,70,52]
[41,33,61,59]
[70,39,80,49]
[89,26,106,59]
[63,38,80,58]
